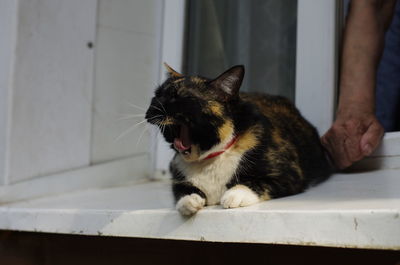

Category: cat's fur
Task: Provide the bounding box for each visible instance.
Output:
[145,64,331,215]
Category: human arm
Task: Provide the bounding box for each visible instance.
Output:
[321,0,396,169]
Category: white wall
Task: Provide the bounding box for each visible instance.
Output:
[6,0,97,184]
[152,0,185,177]
[0,0,162,185]
[0,0,18,185]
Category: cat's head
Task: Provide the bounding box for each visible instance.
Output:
[145,63,245,162]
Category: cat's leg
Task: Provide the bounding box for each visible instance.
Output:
[170,161,207,215]
[173,182,206,216]
[221,155,305,209]
[221,184,265,209]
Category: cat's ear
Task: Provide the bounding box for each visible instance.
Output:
[209,65,244,101]
[164,62,183,78]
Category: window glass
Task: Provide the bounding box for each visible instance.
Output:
[185,0,297,101]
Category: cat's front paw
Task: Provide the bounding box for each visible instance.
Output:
[176,193,206,216]
[221,185,260,209]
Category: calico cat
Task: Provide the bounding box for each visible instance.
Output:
[145,63,331,216]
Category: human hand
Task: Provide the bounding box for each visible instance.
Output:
[321,107,384,169]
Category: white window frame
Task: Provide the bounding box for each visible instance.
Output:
[151,0,186,178]
[295,0,340,135]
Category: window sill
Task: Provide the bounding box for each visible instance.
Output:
[0,169,399,250]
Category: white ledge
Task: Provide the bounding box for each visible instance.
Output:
[0,169,399,250]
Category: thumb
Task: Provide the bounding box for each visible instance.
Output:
[360,121,384,156]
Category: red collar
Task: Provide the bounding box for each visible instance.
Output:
[202,136,239,160]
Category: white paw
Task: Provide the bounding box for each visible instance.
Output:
[176,193,206,216]
[221,185,260,209]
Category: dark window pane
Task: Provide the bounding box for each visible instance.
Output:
[185,0,297,101]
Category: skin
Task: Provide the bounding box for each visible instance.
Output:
[321,0,397,169]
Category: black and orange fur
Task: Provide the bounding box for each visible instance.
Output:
[146,64,332,215]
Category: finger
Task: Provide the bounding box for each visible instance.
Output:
[343,135,364,163]
[322,128,351,169]
[320,133,330,149]
[360,121,384,156]
[329,126,356,168]
[343,120,364,162]
[321,134,339,167]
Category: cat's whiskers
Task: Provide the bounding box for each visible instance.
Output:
[136,124,149,148]
[156,121,170,147]
[149,105,165,114]
[155,98,167,114]
[148,117,169,137]
[127,102,146,111]
[115,118,148,141]
[149,115,168,135]
[160,120,166,135]
[117,113,146,121]
[148,117,163,126]
[144,114,164,124]
[151,122,169,147]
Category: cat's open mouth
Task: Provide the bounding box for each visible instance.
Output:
[173,123,192,155]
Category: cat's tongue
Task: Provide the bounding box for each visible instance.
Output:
[174,124,191,151]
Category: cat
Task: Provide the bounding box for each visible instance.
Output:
[145,63,332,216]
